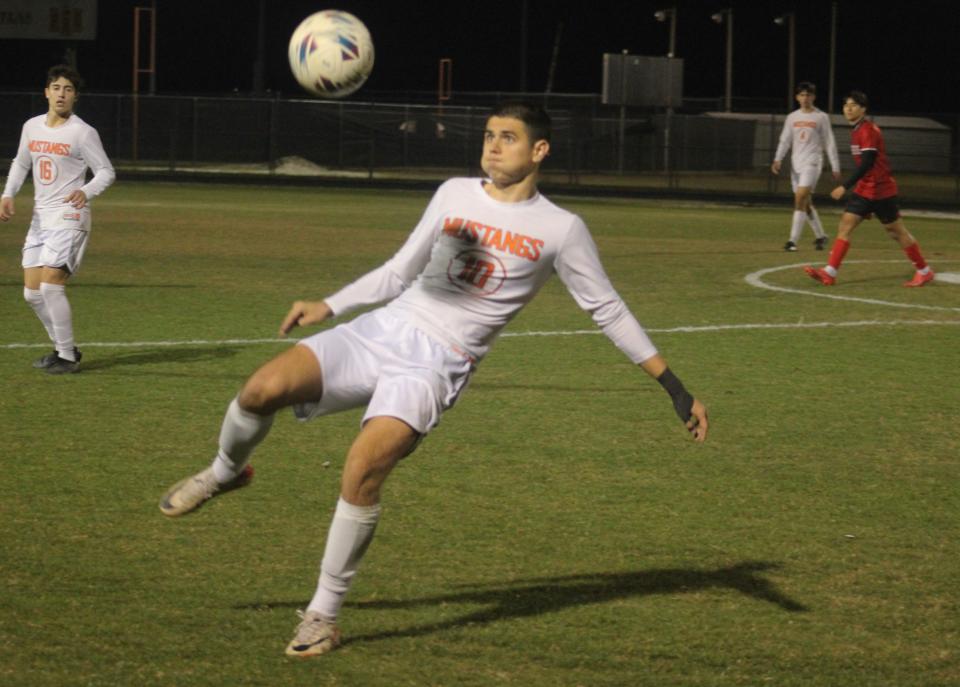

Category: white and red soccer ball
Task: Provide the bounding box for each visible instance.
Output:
[288,10,374,98]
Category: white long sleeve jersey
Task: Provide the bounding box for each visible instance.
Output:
[774,108,840,174]
[325,178,658,364]
[2,114,115,228]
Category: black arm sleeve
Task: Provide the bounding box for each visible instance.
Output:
[842,149,878,190]
[657,368,694,423]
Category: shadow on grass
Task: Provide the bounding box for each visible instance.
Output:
[237,561,807,646]
[78,346,241,371]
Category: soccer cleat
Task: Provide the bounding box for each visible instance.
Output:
[903,270,934,288]
[814,236,829,251]
[159,464,254,517]
[783,241,798,252]
[45,349,83,375]
[285,610,342,658]
[32,349,59,369]
[803,265,836,286]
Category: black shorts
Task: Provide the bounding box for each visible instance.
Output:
[845,193,901,224]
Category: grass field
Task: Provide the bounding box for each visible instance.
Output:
[1,181,958,686]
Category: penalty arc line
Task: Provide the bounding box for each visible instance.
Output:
[744,260,960,313]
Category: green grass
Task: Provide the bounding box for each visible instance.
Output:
[1,182,958,686]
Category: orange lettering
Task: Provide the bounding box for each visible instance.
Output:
[28,140,71,156]
[443,217,464,236]
[501,231,521,255]
[443,216,544,262]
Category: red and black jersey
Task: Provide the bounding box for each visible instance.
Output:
[850,118,897,199]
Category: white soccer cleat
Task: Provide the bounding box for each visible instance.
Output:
[285,610,342,658]
[159,465,253,517]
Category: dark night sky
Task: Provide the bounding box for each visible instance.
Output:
[2,0,959,114]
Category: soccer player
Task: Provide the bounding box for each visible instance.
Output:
[1,65,116,373]
[159,102,709,658]
[770,82,841,252]
[804,91,934,287]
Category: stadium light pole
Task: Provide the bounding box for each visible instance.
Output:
[655,8,678,180]
[774,12,796,110]
[711,9,733,112]
[654,8,677,58]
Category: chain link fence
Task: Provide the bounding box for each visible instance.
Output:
[3,91,958,206]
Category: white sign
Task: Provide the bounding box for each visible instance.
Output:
[0,0,98,40]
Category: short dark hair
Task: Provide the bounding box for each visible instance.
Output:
[845,90,869,108]
[488,102,551,143]
[795,81,816,95]
[46,64,83,91]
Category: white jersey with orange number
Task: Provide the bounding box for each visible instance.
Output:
[2,114,115,230]
[324,177,658,364]
[774,108,840,175]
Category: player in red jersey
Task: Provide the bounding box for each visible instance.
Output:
[803,91,934,287]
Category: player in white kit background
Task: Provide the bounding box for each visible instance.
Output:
[1,65,115,374]
[770,82,840,252]
[159,102,710,657]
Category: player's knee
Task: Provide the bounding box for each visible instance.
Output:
[238,373,286,413]
[23,287,42,306]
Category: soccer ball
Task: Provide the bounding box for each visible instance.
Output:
[288,10,374,98]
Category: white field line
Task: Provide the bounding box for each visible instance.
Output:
[2,319,959,351]
[3,260,957,351]
[745,260,960,313]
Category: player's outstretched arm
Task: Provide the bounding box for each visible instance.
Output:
[279,300,333,336]
[639,353,708,442]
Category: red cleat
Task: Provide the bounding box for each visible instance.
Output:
[903,270,934,287]
[803,265,835,286]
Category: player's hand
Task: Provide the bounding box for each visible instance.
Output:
[65,190,88,209]
[279,300,332,336]
[686,398,708,443]
[830,185,846,201]
[0,196,14,221]
[832,170,841,181]
[770,161,781,175]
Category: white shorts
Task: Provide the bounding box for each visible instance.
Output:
[293,308,475,434]
[790,166,822,192]
[21,209,91,274]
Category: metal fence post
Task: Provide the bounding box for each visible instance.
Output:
[192,97,199,166]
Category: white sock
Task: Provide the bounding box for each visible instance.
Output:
[24,287,56,343]
[307,498,382,620]
[788,211,806,243]
[39,282,75,361]
[807,207,826,238]
[824,265,838,277]
[211,397,274,483]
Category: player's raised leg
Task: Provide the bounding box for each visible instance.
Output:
[286,415,419,657]
[160,345,324,516]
